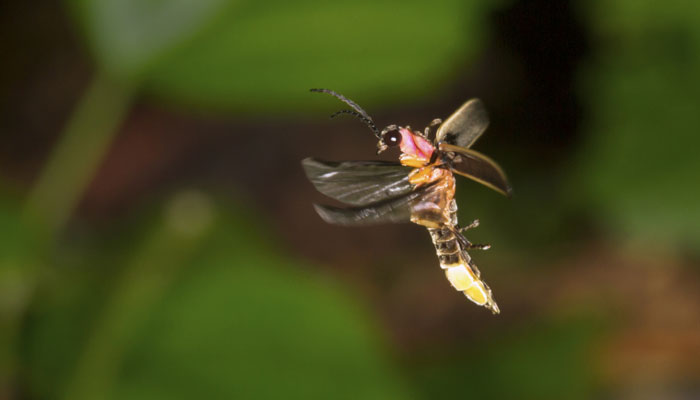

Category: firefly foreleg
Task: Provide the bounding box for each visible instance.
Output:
[423,118,443,138]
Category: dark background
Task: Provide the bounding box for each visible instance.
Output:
[1,0,699,399]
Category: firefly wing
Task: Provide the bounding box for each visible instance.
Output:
[439,143,512,197]
[435,98,489,149]
[302,158,413,206]
[312,182,438,226]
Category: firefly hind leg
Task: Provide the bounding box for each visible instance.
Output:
[458,219,480,232]
[452,227,491,251]
[456,219,489,249]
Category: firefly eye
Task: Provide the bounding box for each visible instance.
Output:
[384,130,402,147]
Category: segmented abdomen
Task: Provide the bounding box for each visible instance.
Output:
[428,208,499,314]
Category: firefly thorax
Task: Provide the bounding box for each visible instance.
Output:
[382,126,434,168]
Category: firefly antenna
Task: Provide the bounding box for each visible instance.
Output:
[310,88,381,139]
[329,110,379,138]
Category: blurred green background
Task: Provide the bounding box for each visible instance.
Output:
[2,0,699,399]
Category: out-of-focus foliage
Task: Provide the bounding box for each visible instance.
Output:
[454,172,573,255]
[26,195,408,399]
[67,0,497,113]
[3,0,700,399]
[412,316,604,400]
[0,196,37,314]
[574,0,700,249]
[0,195,41,382]
[12,1,505,398]
[66,0,232,80]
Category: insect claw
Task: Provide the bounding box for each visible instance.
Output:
[469,243,491,251]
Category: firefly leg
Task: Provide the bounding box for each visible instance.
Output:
[458,219,480,232]
[453,226,490,251]
[466,243,491,251]
[423,118,443,138]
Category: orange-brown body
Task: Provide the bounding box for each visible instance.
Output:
[407,164,456,229]
[399,127,499,313]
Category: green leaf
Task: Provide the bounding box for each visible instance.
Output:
[145,0,486,113]
[66,0,234,80]
[411,316,604,400]
[67,0,497,113]
[0,194,42,382]
[25,197,409,399]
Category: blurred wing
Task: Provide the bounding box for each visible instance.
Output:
[302,158,413,206]
[435,99,489,149]
[312,183,437,226]
[439,143,512,197]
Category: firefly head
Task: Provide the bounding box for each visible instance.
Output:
[380,125,435,167]
[376,125,401,153]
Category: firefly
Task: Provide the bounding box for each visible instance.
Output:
[303,89,511,313]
